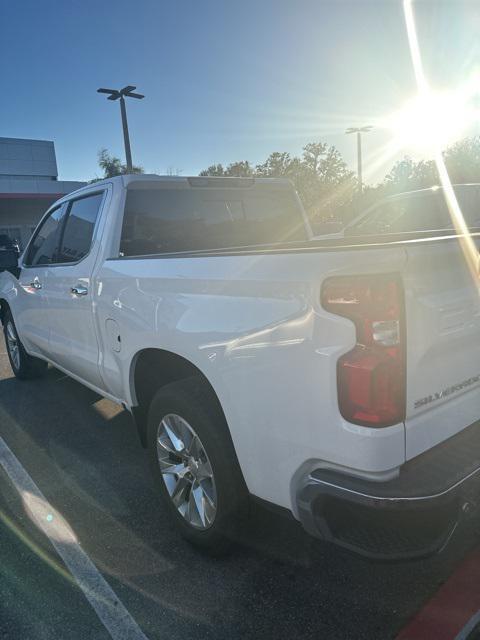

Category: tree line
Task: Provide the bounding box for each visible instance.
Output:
[95,135,480,225]
[199,136,480,224]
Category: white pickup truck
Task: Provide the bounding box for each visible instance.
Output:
[1,175,479,559]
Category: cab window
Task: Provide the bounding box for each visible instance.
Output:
[24,204,68,267]
[56,192,104,263]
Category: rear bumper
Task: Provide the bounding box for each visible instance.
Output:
[296,419,480,560]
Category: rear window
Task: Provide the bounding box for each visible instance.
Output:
[119,186,307,256]
[347,186,480,236]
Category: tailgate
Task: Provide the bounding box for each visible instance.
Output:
[403,237,480,459]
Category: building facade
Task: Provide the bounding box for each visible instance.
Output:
[0,137,85,249]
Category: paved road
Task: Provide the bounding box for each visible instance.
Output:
[1,335,480,640]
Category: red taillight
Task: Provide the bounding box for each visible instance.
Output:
[321,275,406,428]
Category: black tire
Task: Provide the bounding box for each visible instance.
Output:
[147,376,248,554]
[3,310,48,380]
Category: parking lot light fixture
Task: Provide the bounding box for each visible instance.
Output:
[97,86,145,173]
[346,126,372,192]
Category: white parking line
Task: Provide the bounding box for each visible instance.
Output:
[0,436,150,640]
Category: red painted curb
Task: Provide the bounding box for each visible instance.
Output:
[396,549,480,640]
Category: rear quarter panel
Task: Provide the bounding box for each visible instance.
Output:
[403,238,480,459]
[95,247,407,510]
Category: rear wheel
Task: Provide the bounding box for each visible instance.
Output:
[3,310,47,379]
[147,377,248,553]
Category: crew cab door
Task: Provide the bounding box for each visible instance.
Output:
[43,190,107,390]
[16,203,69,357]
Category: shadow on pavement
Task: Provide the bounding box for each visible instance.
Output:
[1,363,480,640]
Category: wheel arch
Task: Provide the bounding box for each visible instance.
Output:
[129,348,227,448]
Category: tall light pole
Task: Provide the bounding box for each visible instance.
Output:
[346,126,372,192]
[97,85,144,172]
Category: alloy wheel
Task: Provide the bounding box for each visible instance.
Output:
[156,413,217,529]
[6,322,20,371]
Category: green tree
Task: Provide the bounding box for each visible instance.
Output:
[255,151,294,177]
[302,142,327,175]
[443,136,480,183]
[224,160,254,177]
[200,143,355,223]
[298,143,355,220]
[383,156,436,192]
[200,161,254,177]
[199,163,226,177]
[383,136,480,194]
[199,135,480,226]
[96,148,144,179]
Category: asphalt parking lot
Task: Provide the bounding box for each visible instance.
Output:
[1,335,480,640]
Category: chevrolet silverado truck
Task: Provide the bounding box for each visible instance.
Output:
[0,175,479,559]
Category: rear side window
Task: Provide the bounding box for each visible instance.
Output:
[119,186,306,256]
[56,192,104,263]
[24,204,68,266]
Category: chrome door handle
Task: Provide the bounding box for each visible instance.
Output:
[30,280,42,290]
[71,285,88,296]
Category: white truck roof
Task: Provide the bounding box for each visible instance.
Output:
[61,174,295,202]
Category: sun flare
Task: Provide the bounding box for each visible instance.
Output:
[383,88,476,156]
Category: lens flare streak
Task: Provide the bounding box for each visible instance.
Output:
[403,0,480,289]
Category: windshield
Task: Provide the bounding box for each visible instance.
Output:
[346,186,480,236]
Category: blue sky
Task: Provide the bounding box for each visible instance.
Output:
[1,0,479,182]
